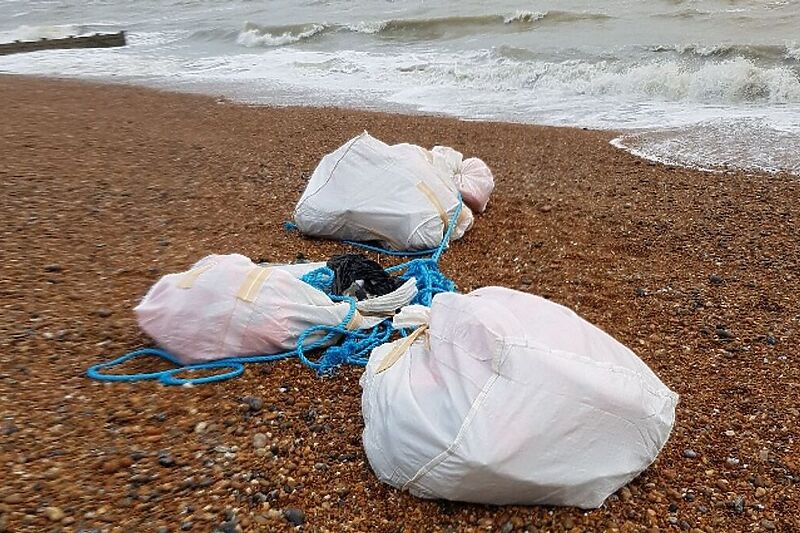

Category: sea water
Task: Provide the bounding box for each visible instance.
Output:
[1,0,798,174]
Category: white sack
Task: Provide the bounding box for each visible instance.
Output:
[135,254,374,365]
[294,132,475,251]
[430,146,494,213]
[262,261,327,277]
[361,287,678,508]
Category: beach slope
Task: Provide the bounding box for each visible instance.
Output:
[1,75,798,532]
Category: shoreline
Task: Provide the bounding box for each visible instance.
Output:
[1,74,799,532]
[5,73,799,178]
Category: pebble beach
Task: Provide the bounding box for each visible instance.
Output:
[1,75,799,532]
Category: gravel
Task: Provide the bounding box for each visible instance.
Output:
[1,75,798,532]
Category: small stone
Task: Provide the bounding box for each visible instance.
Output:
[501,521,514,533]
[755,487,767,498]
[709,274,723,285]
[157,527,169,533]
[43,506,65,521]
[44,264,63,272]
[716,328,734,340]
[253,433,268,449]
[761,519,776,531]
[241,396,263,412]
[539,204,553,213]
[3,494,22,505]
[158,451,175,467]
[724,430,735,437]
[283,508,305,526]
[765,335,777,345]
[218,519,237,533]
[194,422,208,434]
[619,486,632,501]
[180,521,194,531]
[96,307,113,318]
[1,420,18,436]
[634,288,648,297]
[130,451,147,461]
[731,495,744,514]
[101,458,130,474]
[683,449,698,459]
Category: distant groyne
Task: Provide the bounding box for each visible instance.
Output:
[0,31,126,56]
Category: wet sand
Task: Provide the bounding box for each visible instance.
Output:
[1,75,799,532]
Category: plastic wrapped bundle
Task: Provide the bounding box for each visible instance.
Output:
[294,132,494,251]
[134,254,388,364]
[429,145,494,213]
[361,287,678,508]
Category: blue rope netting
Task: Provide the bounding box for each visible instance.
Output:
[86,197,462,385]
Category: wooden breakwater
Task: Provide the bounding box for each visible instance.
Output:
[0,31,126,56]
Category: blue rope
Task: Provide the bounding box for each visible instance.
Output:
[300,266,334,291]
[87,294,387,384]
[87,196,463,385]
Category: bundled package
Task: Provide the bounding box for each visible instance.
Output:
[134,254,410,364]
[361,287,678,508]
[293,132,494,251]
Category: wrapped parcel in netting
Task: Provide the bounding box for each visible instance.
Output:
[134,254,401,364]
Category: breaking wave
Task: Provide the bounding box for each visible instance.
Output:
[236,22,328,47]
[230,11,612,47]
[649,43,800,63]
[412,54,800,104]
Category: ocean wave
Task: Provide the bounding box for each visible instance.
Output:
[189,27,240,42]
[586,58,800,103]
[353,11,611,36]
[503,11,546,24]
[236,22,328,47]
[649,43,799,63]
[408,54,800,104]
[787,42,800,60]
[653,8,712,20]
[613,118,800,174]
[232,11,611,48]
